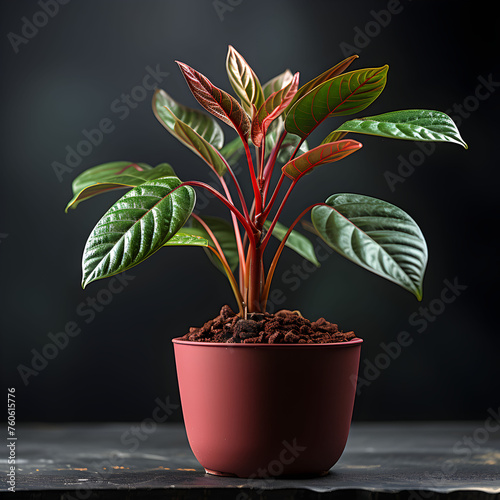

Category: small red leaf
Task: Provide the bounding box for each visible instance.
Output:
[251,72,299,147]
[177,61,251,139]
[282,140,362,180]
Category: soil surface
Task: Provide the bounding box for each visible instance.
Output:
[179,305,357,344]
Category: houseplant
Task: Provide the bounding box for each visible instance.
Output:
[67,47,466,477]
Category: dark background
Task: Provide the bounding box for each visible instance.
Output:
[1,0,498,423]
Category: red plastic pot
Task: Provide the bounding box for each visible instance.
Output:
[172,338,362,478]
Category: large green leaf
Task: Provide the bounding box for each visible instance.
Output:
[160,106,227,176]
[82,177,195,288]
[226,45,264,116]
[66,162,176,211]
[152,89,224,149]
[285,65,388,139]
[264,220,319,267]
[177,61,251,139]
[282,140,362,180]
[311,193,427,300]
[332,109,468,148]
[287,55,359,110]
[191,216,239,273]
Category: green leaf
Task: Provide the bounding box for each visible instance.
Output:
[153,89,224,149]
[220,136,246,165]
[320,131,348,144]
[264,119,309,163]
[66,162,176,212]
[333,109,468,148]
[311,193,427,300]
[287,55,359,110]
[282,140,362,180]
[285,65,389,139]
[164,232,209,247]
[278,133,309,164]
[226,45,265,116]
[82,177,195,288]
[264,220,319,267]
[191,216,239,273]
[160,106,227,176]
[262,69,293,99]
[177,61,251,139]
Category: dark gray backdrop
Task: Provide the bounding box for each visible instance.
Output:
[1,0,498,422]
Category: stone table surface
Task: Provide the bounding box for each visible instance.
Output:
[1,422,500,499]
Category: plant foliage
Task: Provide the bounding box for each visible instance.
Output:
[67,47,466,316]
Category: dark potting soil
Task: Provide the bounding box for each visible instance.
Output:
[179,305,357,344]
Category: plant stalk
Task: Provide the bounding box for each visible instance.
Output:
[247,242,264,313]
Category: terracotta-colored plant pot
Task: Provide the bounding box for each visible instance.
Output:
[172,338,362,478]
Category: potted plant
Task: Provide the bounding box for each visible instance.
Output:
[66,46,466,478]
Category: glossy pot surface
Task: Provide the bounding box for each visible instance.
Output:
[173,338,362,478]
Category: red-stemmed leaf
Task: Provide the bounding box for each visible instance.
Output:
[65,162,176,211]
[282,140,362,181]
[251,72,299,147]
[285,65,388,139]
[177,61,251,139]
[287,55,359,110]
[262,69,294,99]
[161,106,227,176]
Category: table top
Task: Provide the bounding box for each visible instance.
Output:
[2,421,500,499]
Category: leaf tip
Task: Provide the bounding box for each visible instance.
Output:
[175,60,189,73]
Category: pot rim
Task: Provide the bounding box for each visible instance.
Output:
[172,337,363,347]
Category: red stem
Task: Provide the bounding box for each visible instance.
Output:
[217,175,246,288]
[262,130,286,201]
[261,203,325,309]
[261,179,298,250]
[190,213,230,271]
[242,138,262,217]
[247,243,263,313]
[260,136,307,249]
[215,149,251,223]
[262,173,285,220]
[179,181,255,242]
